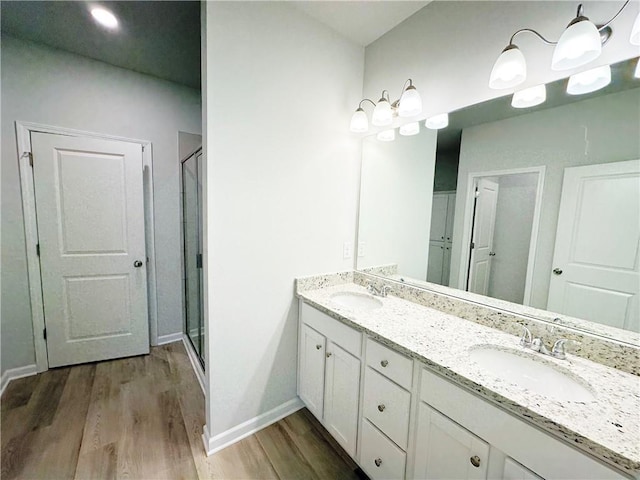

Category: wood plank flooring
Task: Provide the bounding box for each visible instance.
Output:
[1,342,362,479]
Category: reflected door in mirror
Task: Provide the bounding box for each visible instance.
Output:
[468,179,499,295]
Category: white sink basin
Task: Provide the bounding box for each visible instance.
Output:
[330,292,383,311]
[469,346,595,402]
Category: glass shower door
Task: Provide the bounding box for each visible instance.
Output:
[182,151,204,366]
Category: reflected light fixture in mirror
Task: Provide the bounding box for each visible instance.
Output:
[567,65,611,95]
[350,79,423,133]
[377,129,396,142]
[90,6,119,30]
[425,113,449,129]
[635,58,640,78]
[489,1,631,89]
[511,84,547,108]
[400,122,420,136]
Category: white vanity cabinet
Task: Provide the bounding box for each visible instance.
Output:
[298,302,362,457]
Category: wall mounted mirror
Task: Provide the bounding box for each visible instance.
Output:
[357,58,640,346]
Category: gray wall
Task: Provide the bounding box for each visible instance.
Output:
[450,87,640,309]
[1,36,201,375]
[434,148,460,192]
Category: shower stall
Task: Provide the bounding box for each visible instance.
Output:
[181,148,204,368]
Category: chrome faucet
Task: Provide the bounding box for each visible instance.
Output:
[519,326,573,360]
[367,283,393,297]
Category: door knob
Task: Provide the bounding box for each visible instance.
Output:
[489,251,496,256]
[470,455,481,468]
[134,260,143,268]
[553,268,563,275]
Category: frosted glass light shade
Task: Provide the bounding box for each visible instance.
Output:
[567,65,611,95]
[350,108,369,133]
[398,86,423,117]
[489,45,526,89]
[372,99,393,126]
[635,58,640,79]
[377,129,395,142]
[425,113,449,130]
[399,122,420,136]
[511,84,546,108]
[552,19,601,71]
[631,12,640,45]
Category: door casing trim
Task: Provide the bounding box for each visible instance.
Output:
[16,121,159,372]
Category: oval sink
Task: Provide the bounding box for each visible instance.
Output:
[330,292,383,311]
[469,346,595,402]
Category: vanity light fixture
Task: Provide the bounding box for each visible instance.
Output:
[376,129,396,142]
[566,64,611,95]
[399,122,420,136]
[511,84,547,108]
[425,113,449,130]
[489,1,630,89]
[350,79,423,133]
[90,6,119,30]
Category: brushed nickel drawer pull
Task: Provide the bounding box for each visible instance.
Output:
[377,404,386,412]
[374,458,382,467]
[470,455,481,468]
[380,360,389,367]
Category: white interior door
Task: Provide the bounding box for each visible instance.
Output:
[32,132,149,368]
[468,179,499,295]
[547,160,640,332]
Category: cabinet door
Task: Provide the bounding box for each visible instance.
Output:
[299,324,326,419]
[324,341,360,457]
[427,241,445,284]
[442,243,452,286]
[414,403,489,480]
[503,458,542,480]
[445,193,456,242]
[430,194,449,241]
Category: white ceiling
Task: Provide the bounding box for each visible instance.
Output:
[291,1,431,46]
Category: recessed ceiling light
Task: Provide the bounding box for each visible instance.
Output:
[91,7,119,30]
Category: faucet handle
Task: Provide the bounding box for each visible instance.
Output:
[551,339,579,359]
[381,285,393,297]
[520,326,532,347]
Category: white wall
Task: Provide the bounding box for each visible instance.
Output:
[359,129,437,279]
[364,1,640,120]
[451,87,640,308]
[488,173,538,304]
[203,2,363,442]
[1,36,201,375]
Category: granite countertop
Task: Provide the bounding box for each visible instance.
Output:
[298,282,640,476]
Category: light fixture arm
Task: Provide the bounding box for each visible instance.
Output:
[358,98,377,110]
[507,0,630,47]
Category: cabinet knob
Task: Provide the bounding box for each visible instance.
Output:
[377,404,386,412]
[470,455,481,468]
[380,360,388,368]
[326,352,332,358]
[553,268,563,275]
[133,260,143,267]
[374,458,382,467]
[316,344,322,350]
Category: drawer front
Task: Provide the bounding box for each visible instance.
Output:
[360,419,407,480]
[363,368,411,450]
[301,302,362,357]
[366,338,413,390]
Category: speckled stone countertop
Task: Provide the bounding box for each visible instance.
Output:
[297,282,640,476]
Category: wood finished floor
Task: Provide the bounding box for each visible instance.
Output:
[1,343,361,479]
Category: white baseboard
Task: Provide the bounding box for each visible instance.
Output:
[156,332,183,345]
[1,364,38,397]
[181,335,205,394]
[202,397,304,456]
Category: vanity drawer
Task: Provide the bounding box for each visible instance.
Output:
[363,367,411,450]
[366,338,413,390]
[301,302,362,357]
[360,419,407,480]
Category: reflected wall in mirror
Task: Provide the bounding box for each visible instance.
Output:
[356,58,640,338]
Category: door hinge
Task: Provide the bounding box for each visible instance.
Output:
[22,151,34,167]
[43,327,47,340]
[470,241,475,249]
[36,243,40,256]
[196,253,203,269]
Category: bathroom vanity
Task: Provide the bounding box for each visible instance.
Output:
[296,272,640,480]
